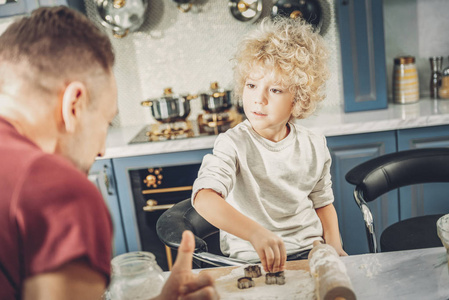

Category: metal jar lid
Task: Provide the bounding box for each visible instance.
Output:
[394,56,415,65]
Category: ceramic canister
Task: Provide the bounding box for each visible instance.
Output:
[393,56,419,104]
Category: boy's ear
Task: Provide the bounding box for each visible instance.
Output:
[60,81,88,133]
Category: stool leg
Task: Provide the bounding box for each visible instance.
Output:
[165,245,173,270]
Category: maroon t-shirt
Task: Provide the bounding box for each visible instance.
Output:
[0,117,113,300]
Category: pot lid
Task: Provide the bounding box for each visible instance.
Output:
[141,88,197,106]
[228,0,263,23]
[201,82,230,98]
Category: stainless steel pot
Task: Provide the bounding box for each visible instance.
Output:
[271,0,322,33]
[95,0,148,38]
[200,82,233,114]
[228,0,263,23]
[141,88,197,123]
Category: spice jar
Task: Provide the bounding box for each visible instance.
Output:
[393,56,419,104]
[106,251,165,300]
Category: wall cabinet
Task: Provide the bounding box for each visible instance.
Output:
[337,0,388,112]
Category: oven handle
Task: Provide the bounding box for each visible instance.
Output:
[142,186,192,194]
[143,199,175,212]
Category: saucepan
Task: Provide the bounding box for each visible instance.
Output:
[271,0,322,33]
[228,0,263,23]
[200,82,233,114]
[141,88,197,123]
[95,0,148,38]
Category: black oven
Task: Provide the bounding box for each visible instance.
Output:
[128,163,201,271]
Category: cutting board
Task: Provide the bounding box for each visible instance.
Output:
[200,260,316,300]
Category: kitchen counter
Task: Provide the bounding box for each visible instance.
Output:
[102,98,449,159]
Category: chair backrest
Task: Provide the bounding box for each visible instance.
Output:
[345,148,449,202]
[156,198,219,253]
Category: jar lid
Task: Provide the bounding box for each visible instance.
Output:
[394,56,415,65]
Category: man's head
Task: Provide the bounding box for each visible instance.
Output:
[233,17,329,120]
[0,6,117,173]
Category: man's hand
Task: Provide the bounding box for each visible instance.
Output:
[248,226,286,273]
[155,230,219,300]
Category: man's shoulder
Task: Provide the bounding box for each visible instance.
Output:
[17,153,101,211]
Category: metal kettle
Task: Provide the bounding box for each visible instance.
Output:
[95,0,148,38]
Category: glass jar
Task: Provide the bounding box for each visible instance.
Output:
[106,251,166,300]
[393,56,419,104]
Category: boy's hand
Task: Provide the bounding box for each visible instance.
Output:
[249,227,286,273]
[327,242,348,257]
[155,231,219,300]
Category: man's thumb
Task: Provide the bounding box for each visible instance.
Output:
[172,230,195,271]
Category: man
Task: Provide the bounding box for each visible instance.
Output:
[0,6,218,300]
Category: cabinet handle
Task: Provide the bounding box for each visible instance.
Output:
[143,199,174,212]
[341,0,349,5]
[103,165,114,195]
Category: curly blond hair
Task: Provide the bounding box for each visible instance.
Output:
[233,17,329,119]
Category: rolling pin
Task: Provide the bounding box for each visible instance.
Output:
[308,241,356,300]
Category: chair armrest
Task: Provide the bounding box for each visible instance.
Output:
[354,188,378,253]
[192,252,248,267]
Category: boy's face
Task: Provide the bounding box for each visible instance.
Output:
[242,68,295,142]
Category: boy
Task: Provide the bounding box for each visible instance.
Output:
[192,17,347,273]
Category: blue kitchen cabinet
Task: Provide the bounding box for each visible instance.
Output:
[0,0,85,18]
[337,0,388,112]
[396,125,449,221]
[0,0,38,17]
[326,130,397,254]
[89,159,127,256]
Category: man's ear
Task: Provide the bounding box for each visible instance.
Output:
[61,81,88,133]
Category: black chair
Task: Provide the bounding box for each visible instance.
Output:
[156,198,247,268]
[345,148,449,253]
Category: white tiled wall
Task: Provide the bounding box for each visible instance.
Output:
[84,0,343,127]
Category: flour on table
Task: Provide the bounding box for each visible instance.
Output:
[358,256,381,278]
[214,266,316,300]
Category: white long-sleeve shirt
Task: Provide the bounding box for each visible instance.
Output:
[192,119,334,262]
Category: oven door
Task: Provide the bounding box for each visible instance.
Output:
[129,163,201,271]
